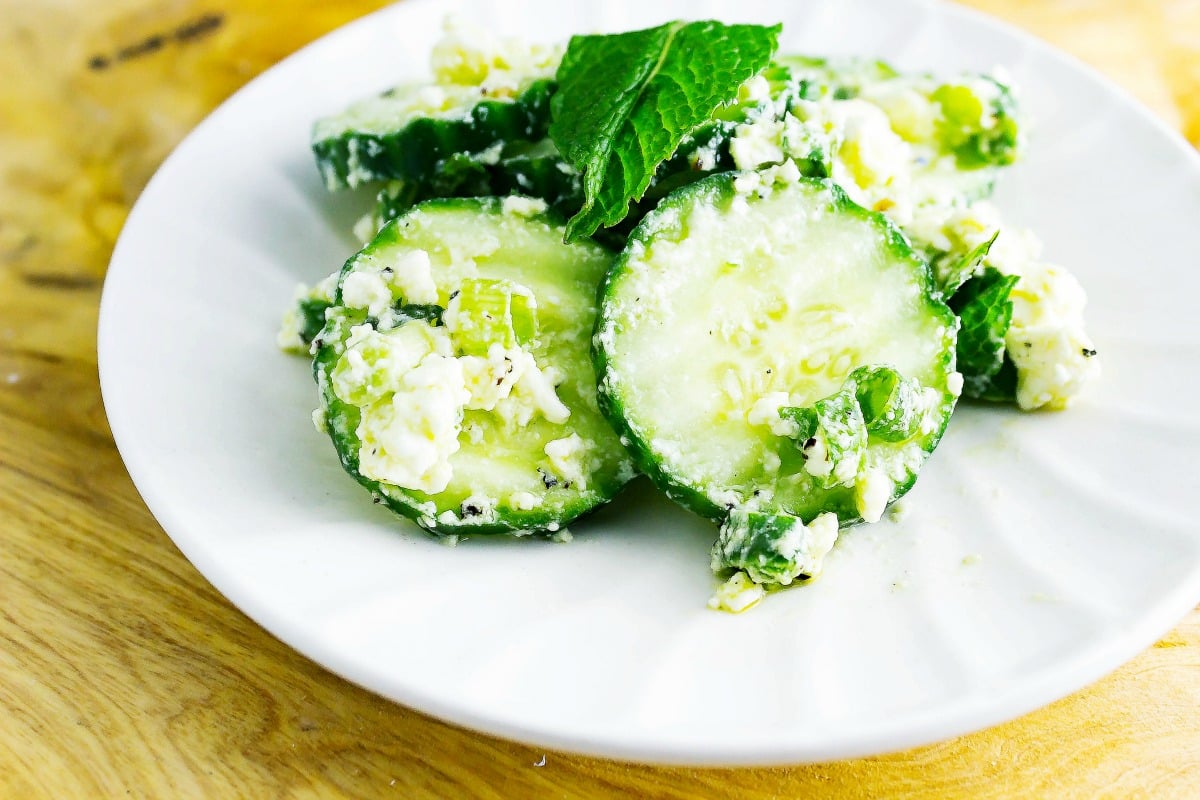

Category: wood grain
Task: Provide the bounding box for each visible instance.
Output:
[1,1,1198,797]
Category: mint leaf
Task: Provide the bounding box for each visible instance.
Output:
[549,20,781,241]
[950,267,1019,397]
[939,230,998,296]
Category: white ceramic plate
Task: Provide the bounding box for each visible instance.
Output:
[99,0,1200,766]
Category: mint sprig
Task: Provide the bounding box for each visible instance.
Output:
[549,20,780,241]
[951,266,1019,398]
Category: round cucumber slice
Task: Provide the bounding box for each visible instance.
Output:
[313,197,634,536]
[312,79,555,190]
[595,171,958,527]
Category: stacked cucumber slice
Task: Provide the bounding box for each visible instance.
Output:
[282,18,1096,610]
[312,198,635,536]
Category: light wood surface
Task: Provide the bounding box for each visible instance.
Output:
[2,1,1198,797]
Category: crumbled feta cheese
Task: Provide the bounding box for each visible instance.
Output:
[463,422,484,445]
[831,100,915,224]
[946,371,964,397]
[356,353,469,493]
[730,118,786,170]
[691,142,719,172]
[311,407,327,433]
[544,433,588,489]
[1006,262,1100,410]
[508,491,542,511]
[917,386,946,435]
[341,270,393,316]
[802,433,833,479]
[707,571,765,613]
[732,171,762,195]
[854,467,893,523]
[276,306,305,352]
[738,74,773,104]
[353,210,380,244]
[501,196,549,217]
[1007,324,1099,411]
[331,323,452,407]
[429,15,561,98]
[747,392,799,437]
[494,355,570,426]
[459,493,498,522]
[458,344,523,411]
[386,249,438,305]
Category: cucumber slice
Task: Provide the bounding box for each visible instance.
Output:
[372,141,584,231]
[312,79,555,190]
[595,170,958,532]
[313,197,634,535]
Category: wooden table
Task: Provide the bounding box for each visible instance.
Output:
[2,1,1198,796]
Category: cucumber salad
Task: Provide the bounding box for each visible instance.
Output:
[279,18,1099,612]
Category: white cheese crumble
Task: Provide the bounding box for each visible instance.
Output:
[352,210,381,244]
[429,16,561,98]
[544,433,588,489]
[508,491,542,511]
[854,467,893,523]
[707,571,765,613]
[1005,262,1100,410]
[387,249,438,305]
[501,196,549,217]
[458,344,523,411]
[495,357,571,426]
[830,100,915,225]
[356,353,469,494]
[341,270,393,317]
[458,493,499,523]
[331,323,451,407]
[946,371,964,397]
[746,392,798,437]
[730,118,786,170]
[802,433,833,479]
[738,74,773,104]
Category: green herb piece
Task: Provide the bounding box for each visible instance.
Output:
[848,365,922,442]
[712,509,833,586]
[297,298,332,346]
[780,384,867,488]
[950,267,1020,397]
[939,230,999,296]
[549,20,780,241]
[933,79,1021,169]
